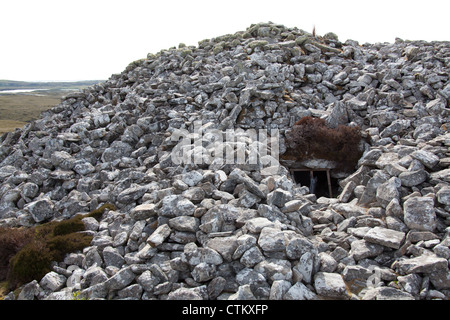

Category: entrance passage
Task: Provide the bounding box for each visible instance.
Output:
[291,169,338,198]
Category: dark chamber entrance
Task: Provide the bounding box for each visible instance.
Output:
[291,169,339,198]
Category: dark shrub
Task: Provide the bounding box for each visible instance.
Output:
[4,203,115,290]
[7,240,52,288]
[52,218,85,236]
[0,228,33,281]
[285,116,363,171]
[46,233,93,261]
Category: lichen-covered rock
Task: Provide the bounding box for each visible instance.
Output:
[403,197,437,232]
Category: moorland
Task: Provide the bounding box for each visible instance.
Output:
[0,80,102,134]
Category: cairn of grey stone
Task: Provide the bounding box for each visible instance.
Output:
[1,22,449,300]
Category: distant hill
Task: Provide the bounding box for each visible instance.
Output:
[0,79,103,91]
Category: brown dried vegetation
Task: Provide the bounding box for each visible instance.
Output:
[285,116,363,172]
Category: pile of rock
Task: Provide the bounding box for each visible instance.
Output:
[1,22,449,300]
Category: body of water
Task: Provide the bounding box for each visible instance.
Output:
[0,89,47,94]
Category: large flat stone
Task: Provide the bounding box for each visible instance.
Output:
[364,226,405,249]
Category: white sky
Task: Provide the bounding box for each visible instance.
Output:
[1,0,449,81]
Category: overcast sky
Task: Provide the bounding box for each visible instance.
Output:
[1,0,448,81]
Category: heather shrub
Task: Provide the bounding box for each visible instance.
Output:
[46,233,93,261]
[285,116,363,171]
[7,240,53,288]
[3,203,114,290]
[52,219,85,236]
[0,227,34,281]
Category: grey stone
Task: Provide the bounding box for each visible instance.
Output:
[258,227,286,252]
[359,170,390,205]
[207,276,226,300]
[104,266,136,291]
[436,187,450,206]
[403,196,436,231]
[229,168,266,199]
[254,259,293,282]
[206,236,238,262]
[397,253,448,275]
[73,161,96,175]
[168,216,200,232]
[25,198,54,223]
[237,189,261,208]
[130,203,157,220]
[147,224,171,247]
[386,198,403,217]
[103,246,125,268]
[314,272,349,299]
[331,203,367,218]
[117,284,143,299]
[51,151,75,170]
[117,185,147,204]
[362,287,414,300]
[281,199,305,213]
[101,141,133,162]
[285,235,317,260]
[411,149,440,169]
[192,262,216,282]
[81,266,107,288]
[350,239,384,261]
[397,274,422,295]
[181,171,203,187]
[380,119,410,138]
[39,272,67,292]
[169,287,204,300]
[244,217,275,233]
[181,242,223,266]
[82,217,99,231]
[160,195,195,217]
[431,169,450,182]
[376,177,400,208]
[236,267,268,290]
[79,282,108,300]
[199,204,240,233]
[136,270,160,292]
[228,284,256,300]
[182,187,206,202]
[240,246,265,267]
[293,252,316,284]
[284,282,317,300]
[21,182,39,199]
[338,181,356,203]
[269,280,292,300]
[363,226,406,249]
[318,252,338,273]
[429,270,450,290]
[399,170,427,187]
[342,265,372,282]
[267,188,292,208]
[257,204,290,223]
